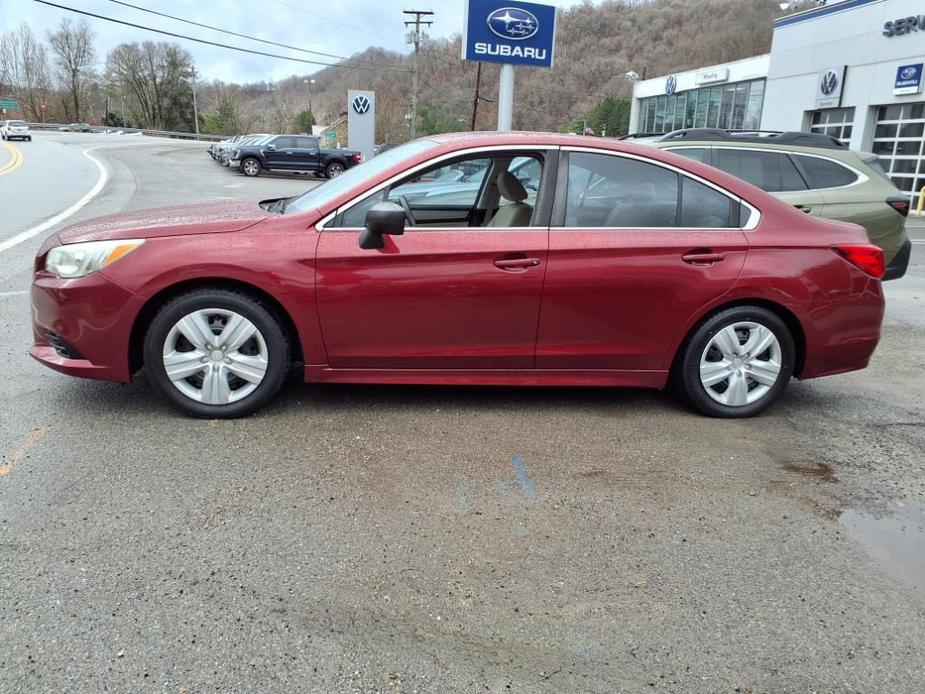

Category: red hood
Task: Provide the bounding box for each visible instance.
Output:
[56,198,271,244]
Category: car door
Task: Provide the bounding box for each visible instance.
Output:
[314,150,554,370]
[288,136,320,170]
[263,136,294,170]
[536,149,750,371]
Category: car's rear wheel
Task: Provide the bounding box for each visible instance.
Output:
[143,290,290,418]
[676,306,795,418]
[325,161,345,178]
[241,157,261,177]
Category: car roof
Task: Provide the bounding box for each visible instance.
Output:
[652,137,874,165]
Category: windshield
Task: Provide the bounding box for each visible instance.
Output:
[284,139,440,215]
[9,121,26,126]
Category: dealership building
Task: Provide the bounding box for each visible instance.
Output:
[629,0,925,203]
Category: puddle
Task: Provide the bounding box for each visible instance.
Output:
[840,503,925,593]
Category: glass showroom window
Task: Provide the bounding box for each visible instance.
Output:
[809,107,855,145]
[639,80,766,134]
[872,102,925,204]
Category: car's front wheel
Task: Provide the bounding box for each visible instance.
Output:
[143,289,290,418]
[241,157,261,177]
[676,306,795,418]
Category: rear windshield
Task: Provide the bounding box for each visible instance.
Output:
[9,120,26,126]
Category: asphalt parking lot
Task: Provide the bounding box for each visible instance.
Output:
[1,133,924,693]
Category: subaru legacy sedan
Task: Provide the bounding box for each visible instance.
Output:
[30,132,885,418]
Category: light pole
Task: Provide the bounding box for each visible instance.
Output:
[303,78,316,127]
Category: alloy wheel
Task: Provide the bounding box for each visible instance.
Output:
[243,159,259,176]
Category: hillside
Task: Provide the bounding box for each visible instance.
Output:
[279,0,783,141]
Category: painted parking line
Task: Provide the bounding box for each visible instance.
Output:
[0,147,108,255]
[0,426,48,478]
[0,140,24,177]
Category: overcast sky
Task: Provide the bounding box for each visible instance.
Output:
[1,0,594,83]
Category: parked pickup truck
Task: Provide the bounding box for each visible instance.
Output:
[230,134,362,178]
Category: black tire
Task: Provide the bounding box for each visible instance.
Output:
[325,161,345,179]
[675,306,795,418]
[241,157,262,177]
[143,289,290,418]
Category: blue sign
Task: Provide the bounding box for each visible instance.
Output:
[462,0,557,68]
[895,63,923,96]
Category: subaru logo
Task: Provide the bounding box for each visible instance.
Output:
[901,66,918,80]
[820,69,839,96]
[352,95,371,115]
[487,7,539,41]
[665,75,677,95]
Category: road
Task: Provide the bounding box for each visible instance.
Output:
[1,133,924,693]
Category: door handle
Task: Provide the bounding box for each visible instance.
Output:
[682,250,726,265]
[794,204,813,214]
[493,257,541,271]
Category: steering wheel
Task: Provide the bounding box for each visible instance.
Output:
[396,194,415,226]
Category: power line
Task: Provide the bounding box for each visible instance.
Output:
[104,0,383,68]
[266,0,406,49]
[32,0,409,73]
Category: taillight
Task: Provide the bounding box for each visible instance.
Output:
[833,244,885,279]
[886,195,910,217]
[352,153,362,164]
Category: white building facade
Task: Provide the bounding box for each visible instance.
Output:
[629,0,925,202]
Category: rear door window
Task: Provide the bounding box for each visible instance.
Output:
[793,155,859,189]
[714,149,807,193]
[564,152,679,227]
[668,147,708,164]
[679,178,736,228]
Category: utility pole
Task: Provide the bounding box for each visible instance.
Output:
[403,9,433,140]
[470,62,482,131]
[190,67,200,139]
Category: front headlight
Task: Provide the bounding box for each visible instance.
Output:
[45,239,145,279]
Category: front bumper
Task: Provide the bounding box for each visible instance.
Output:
[228,159,241,170]
[30,271,144,383]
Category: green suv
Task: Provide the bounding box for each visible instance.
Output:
[654,129,911,280]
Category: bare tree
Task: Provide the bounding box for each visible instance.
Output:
[48,18,96,121]
[106,41,195,130]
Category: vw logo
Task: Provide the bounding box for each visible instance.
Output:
[901,66,918,80]
[352,95,371,115]
[820,70,839,96]
[487,7,539,41]
[665,75,677,95]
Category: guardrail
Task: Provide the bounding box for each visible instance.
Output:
[24,122,225,142]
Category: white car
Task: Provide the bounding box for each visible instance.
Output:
[0,119,31,141]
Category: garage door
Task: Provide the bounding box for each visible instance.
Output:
[872,102,925,205]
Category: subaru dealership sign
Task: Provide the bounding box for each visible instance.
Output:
[462,0,557,68]
[894,63,924,96]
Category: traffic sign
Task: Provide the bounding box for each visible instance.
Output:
[0,98,18,110]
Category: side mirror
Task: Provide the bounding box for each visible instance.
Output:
[266,144,276,151]
[359,202,406,249]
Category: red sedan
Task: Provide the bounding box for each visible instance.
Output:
[30,132,885,418]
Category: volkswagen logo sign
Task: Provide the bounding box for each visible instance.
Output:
[820,69,840,96]
[487,7,539,41]
[352,95,371,115]
[665,75,677,95]
[901,66,918,80]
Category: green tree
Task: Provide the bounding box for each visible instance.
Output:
[418,102,463,136]
[296,108,315,132]
[568,96,632,137]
